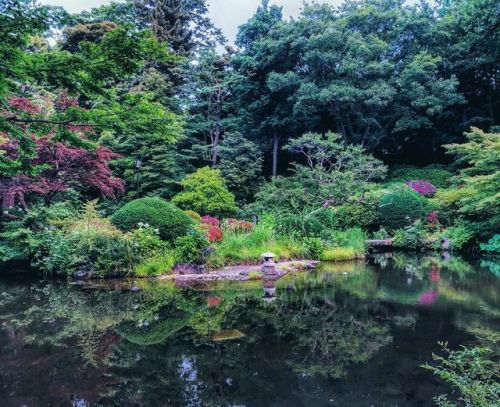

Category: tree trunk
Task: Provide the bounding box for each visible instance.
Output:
[211,88,223,167]
[211,129,219,167]
[272,128,280,179]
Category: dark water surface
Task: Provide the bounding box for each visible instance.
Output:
[0,253,498,406]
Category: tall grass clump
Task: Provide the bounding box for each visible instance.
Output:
[213,215,306,264]
[320,247,360,262]
[324,228,366,252]
[320,228,366,261]
[133,251,176,277]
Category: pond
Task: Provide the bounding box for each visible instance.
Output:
[0,253,498,406]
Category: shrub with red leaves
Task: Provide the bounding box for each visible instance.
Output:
[7,97,41,114]
[426,210,439,225]
[405,180,437,197]
[225,218,254,232]
[207,225,224,242]
[207,296,222,307]
[0,136,124,214]
[201,215,219,226]
[197,223,224,242]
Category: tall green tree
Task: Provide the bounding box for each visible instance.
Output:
[185,50,236,166]
[232,0,295,177]
[133,0,223,55]
[218,132,263,203]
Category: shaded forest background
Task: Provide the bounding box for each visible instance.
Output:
[0,0,498,205]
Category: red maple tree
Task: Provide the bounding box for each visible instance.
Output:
[0,93,124,216]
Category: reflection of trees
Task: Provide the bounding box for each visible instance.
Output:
[269,294,393,379]
[1,254,497,405]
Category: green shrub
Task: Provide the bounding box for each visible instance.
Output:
[37,202,135,278]
[480,235,500,254]
[423,340,500,407]
[372,228,390,240]
[133,252,176,277]
[175,230,209,264]
[111,197,193,241]
[443,221,475,250]
[332,203,380,230]
[277,212,326,236]
[0,202,78,262]
[393,222,426,250]
[390,164,453,188]
[128,225,169,259]
[302,237,324,259]
[321,228,366,253]
[379,187,426,229]
[172,167,237,217]
[213,215,306,263]
[184,210,202,222]
[40,224,134,278]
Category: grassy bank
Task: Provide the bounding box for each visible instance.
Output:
[206,218,367,268]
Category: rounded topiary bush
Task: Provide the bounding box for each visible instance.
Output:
[379,187,425,230]
[111,197,193,241]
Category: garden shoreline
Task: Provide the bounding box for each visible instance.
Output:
[160,260,321,283]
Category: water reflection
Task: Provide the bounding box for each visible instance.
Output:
[0,253,498,406]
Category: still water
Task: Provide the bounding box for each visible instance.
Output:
[0,253,498,406]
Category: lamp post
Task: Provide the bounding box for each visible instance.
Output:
[135,157,142,198]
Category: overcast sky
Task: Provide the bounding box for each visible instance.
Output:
[39,0,342,44]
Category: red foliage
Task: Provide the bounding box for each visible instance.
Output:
[196,223,224,242]
[201,215,219,226]
[207,225,224,242]
[225,218,254,232]
[54,90,78,112]
[426,210,439,225]
[0,136,124,213]
[207,296,222,307]
[7,97,41,114]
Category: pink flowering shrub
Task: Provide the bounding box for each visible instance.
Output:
[200,215,219,226]
[207,225,224,242]
[197,223,224,242]
[207,296,222,307]
[426,210,439,225]
[225,218,254,232]
[405,180,437,197]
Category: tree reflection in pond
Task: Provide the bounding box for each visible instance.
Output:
[0,253,499,406]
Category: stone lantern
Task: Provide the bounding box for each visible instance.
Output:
[261,252,276,276]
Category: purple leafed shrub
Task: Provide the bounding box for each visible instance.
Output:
[427,210,439,225]
[405,180,437,197]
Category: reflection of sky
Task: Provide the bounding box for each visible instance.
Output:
[179,356,202,407]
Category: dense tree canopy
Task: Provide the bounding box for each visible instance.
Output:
[0,0,498,257]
